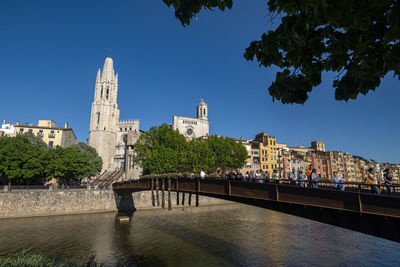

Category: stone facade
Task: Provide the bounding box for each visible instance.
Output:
[0,189,231,218]
[173,98,209,140]
[88,58,141,177]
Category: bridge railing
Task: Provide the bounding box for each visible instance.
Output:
[114,176,400,196]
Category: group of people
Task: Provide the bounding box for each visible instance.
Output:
[202,165,395,195]
[365,167,394,195]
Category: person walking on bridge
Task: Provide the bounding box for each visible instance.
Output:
[365,168,380,195]
[332,171,344,191]
[200,170,205,179]
[309,169,319,188]
[383,168,393,195]
[288,168,297,185]
[297,171,305,187]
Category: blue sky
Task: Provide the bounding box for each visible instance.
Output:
[0,0,399,163]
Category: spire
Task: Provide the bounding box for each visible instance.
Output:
[198,97,206,106]
[115,73,118,83]
[96,69,101,82]
[101,57,115,82]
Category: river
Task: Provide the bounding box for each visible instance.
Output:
[0,204,399,266]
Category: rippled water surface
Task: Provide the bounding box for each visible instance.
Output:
[0,204,399,266]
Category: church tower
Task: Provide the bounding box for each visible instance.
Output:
[197,98,208,120]
[88,57,120,172]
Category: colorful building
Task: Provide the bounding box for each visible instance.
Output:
[255,133,278,174]
[13,120,77,148]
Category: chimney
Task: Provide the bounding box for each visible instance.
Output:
[64,122,69,128]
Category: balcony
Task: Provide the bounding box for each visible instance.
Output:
[48,133,55,138]
[37,133,44,138]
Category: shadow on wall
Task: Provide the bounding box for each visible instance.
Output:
[113,191,135,216]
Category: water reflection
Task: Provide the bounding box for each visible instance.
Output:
[0,204,399,266]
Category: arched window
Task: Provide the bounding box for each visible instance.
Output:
[106,87,109,100]
[100,87,103,98]
[203,108,206,115]
[97,112,100,124]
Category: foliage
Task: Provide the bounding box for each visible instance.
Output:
[163,0,233,25]
[134,124,247,175]
[0,136,44,183]
[0,249,55,267]
[163,0,400,104]
[69,143,102,178]
[22,133,48,150]
[0,136,102,185]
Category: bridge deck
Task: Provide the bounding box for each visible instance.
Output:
[113,178,400,242]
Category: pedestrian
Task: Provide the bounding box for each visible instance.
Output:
[245,171,250,182]
[383,168,393,195]
[265,171,270,183]
[297,170,305,187]
[365,168,380,194]
[288,168,297,185]
[309,169,319,188]
[272,169,279,184]
[306,164,313,181]
[200,170,205,179]
[332,171,344,191]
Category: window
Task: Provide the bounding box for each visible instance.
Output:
[120,128,122,131]
[49,130,55,138]
[271,156,273,160]
[106,87,109,100]
[97,112,100,124]
[125,128,127,131]
[101,87,103,98]
[48,141,54,148]
[19,128,24,135]
[129,127,132,130]
[203,108,206,115]
[28,129,33,134]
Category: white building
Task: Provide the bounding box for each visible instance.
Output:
[88,57,141,178]
[0,120,15,137]
[172,98,209,140]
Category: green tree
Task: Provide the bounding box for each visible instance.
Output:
[204,135,247,172]
[69,143,102,178]
[0,136,45,184]
[163,0,400,104]
[134,124,247,175]
[22,132,48,150]
[134,124,189,174]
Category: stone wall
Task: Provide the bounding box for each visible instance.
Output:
[0,189,231,218]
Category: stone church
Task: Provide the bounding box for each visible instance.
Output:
[173,98,209,140]
[88,57,141,178]
[88,57,210,179]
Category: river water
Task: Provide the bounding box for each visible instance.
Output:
[0,204,399,266]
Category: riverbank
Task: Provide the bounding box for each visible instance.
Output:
[0,189,231,219]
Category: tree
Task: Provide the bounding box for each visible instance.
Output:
[0,136,44,184]
[134,124,189,174]
[163,0,400,104]
[134,124,247,175]
[69,143,102,178]
[204,135,247,172]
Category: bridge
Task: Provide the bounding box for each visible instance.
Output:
[112,178,400,243]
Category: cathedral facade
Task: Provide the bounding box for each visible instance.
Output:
[88,57,210,179]
[88,57,141,178]
[173,98,209,140]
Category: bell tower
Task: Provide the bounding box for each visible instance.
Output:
[197,98,208,120]
[88,57,120,171]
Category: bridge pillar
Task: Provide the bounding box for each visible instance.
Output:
[114,191,135,216]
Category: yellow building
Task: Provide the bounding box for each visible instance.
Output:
[255,132,277,173]
[14,120,77,148]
